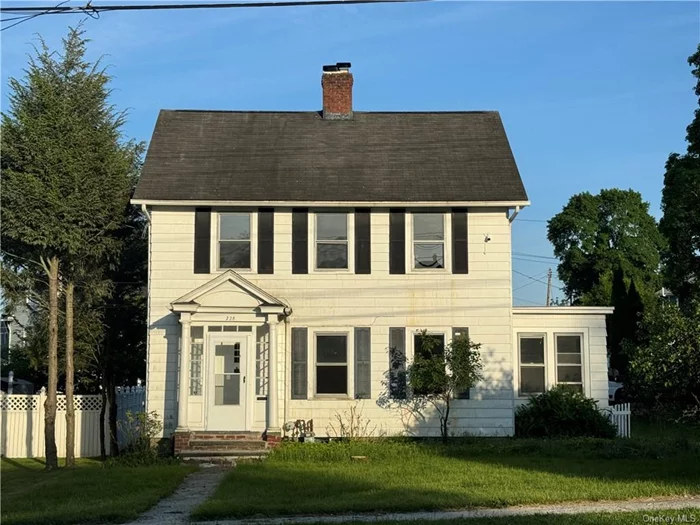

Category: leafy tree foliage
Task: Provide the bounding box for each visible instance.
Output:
[547,188,665,306]
[606,267,645,378]
[625,301,700,407]
[407,331,484,443]
[1,26,143,467]
[660,45,700,304]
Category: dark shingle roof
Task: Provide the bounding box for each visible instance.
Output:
[132,110,528,203]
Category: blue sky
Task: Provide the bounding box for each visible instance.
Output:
[1,1,697,305]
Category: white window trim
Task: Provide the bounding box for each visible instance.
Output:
[554,332,585,393]
[310,210,354,273]
[407,211,451,273]
[213,210,258,273]
[312,330,352,399]
[408,328,448,362]
[517,333,547,398]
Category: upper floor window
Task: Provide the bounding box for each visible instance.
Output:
[316,213,348,269]
[556,334,583,392]
[219,213,251,269]
[413,213,445,269]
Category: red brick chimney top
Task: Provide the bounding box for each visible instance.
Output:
[322,62,353,120]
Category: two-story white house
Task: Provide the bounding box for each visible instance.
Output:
[131,63,612,455]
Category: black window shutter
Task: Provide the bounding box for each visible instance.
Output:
[258,208,274,274]
[354,327,371,399]
[389,327,407,399]
[389,209,405,275]
[292,209,308,274]
[453,326,471,399]
[291,327,308,399]
[452,208,469,274]
[355,209,371,274]
[194,208,211,274]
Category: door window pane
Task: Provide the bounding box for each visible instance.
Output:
[215,343,241,405]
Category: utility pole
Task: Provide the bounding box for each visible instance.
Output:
[545,268,552,306]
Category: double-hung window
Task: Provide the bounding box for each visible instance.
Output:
[316,213,348,269]
[556,334,583,392]
[519,335,545,395]
[316,334,347,395]
[219,213,251,269]
[412,332,445,396]
[413,213,445,269]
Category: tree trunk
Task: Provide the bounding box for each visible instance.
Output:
[106,375,119,456]
[99,379,107,461]
[44,256,60,470]
[441,397,450,445]
[65,281,75,467]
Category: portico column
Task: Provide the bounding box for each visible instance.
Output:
[176,313,191,431]
[267,316,280,432]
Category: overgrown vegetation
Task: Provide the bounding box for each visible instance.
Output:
[106,411,176,467]
[327,404,382,440]
[515,387,617,439]
[193,435,700,520]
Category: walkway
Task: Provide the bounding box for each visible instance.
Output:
[125,467,228,525]
[190,496,700,525]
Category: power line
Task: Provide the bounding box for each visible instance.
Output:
[513,218,549,223]
[0,0,430,15]
[513,251,557,261]
[513,296,543,306]
[1,0,70,31]
[513,269,564,291]
[513,256,555,265]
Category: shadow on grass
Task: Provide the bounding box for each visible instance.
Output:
[192,438,700,521]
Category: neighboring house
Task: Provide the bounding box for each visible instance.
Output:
[656,287,679,306]
[1,302,30,361]
[131,63,613,451]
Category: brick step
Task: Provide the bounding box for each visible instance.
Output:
[190,432,263,441]
[188,440,268,451]
[180,449,269,458]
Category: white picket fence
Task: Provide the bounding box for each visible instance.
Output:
[607,403,632,438]
[0,385,145,458]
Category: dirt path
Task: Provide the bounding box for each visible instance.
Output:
[125,467,228,525]
[191,496,700,524]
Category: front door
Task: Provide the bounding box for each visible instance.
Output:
[207,333,248,430]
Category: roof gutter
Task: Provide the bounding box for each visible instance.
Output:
[130,199,532,208]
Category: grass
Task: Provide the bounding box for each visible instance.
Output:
[1,458,196,525]
[317,509,700,525]
[193,436,700,520]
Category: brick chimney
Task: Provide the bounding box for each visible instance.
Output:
[322,62,353,120]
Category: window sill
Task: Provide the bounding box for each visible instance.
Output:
[312,395,351,400]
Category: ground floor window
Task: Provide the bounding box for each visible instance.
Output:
[519,335,545,395]
[555,334,583,392]
[412,332,446,396]
[316,334,347,395]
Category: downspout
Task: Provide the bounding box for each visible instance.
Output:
[507,205,521,224]
[140,204,152,224]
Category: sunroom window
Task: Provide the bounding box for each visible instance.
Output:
[556,334,583,393]
[519,335,545,395]
[413,213,445,269]
[316,213,348,269]
[219,213,251,269]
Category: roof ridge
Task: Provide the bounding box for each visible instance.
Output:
[161,109,501,115]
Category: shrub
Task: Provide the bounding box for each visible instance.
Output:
[515,386,617,439]
[105,411,177,467]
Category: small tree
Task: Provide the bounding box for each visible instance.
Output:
[407,330,483,443]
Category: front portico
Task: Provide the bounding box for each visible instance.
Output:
[169,271,290,436]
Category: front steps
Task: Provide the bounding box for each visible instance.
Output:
[174,431,280,465]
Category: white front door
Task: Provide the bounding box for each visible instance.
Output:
[207,333,249,430]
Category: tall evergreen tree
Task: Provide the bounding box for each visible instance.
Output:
[1,27,143,467]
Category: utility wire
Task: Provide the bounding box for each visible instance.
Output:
[513,251,557,261]
[513,269,564,291]
[1,0,430,15]
[1,0,70,31]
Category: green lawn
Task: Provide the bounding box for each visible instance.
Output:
[318,509,700,525]
[193,437,700,520]
[1,458,196,525]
